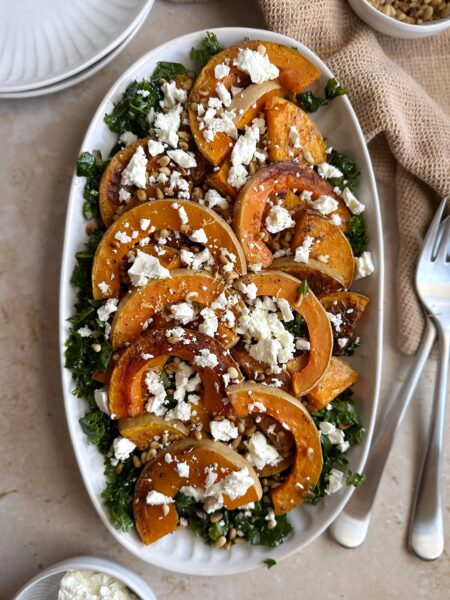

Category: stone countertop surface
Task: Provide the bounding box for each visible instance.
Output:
[0,0,449,598]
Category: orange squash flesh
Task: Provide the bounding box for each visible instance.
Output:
[92,200,247,300]
[206,160,238,201]
[109,328,241,420]
[271,257,345,297]
[134,438,262,545]
[291,211,355,288]
[118,414,189,449]
[306,357,359,411]
[231,83,282,129]
[233,162,349,269]
[189,41,320,166]
[320,291,369,354]
[110,269,240,350]
[265,96,326,164]
[237,271,332,396]
[99,137,209,227]
[227,382,322,514]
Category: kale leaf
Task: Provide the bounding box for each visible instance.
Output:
[102,458,139,531]
[327,149,360,193]
[346,214,369,256]
[296,77,347,113]
[283,312,308,339]
[151,61,192,82]
[263,558,277,569]
[190,32,223,68]
[79,410,116,453]
[346,470,366,487]
[104,79,161,138]
[76,151,109,220]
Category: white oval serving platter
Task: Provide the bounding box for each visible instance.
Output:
[59,27,384,575]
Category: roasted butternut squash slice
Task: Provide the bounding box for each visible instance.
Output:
[206,161,238,201]
[109,328,241,420]
[265,96,326,164]
[134,438,262,544]
[233,163,349,269]
[99,137,209,227]
[110,269,240,350]
[320,291,369,355]
[305,357,359,411]
[230,343,291,391]
[92,200,247,300]
[291,211,355,289]
[271,257,345,296]
[189,41,320,165]
[236,271,332,395]
[227,382,322,514]
[118,414,189,449]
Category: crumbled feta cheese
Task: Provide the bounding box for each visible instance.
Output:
[296,338,311,352]
[231,123,260,167]
[194,349,218,368]
[154,105,182,148]
[167,149,197,169]
[160,80,187,109]
[210,419,239,442]
[265,205,295,234]
[227,164,248,189]
[148,139,165,157]
[294,236,314,263]
[221,468,254,499]
[118,188,131,204]
[238,281,258,301]
[245,431,281,471]
[165,453,173,464]
[354,251,375,279]
[174,203,188,224]
[277,298,294,322]
[327,311,343,333]
[204,188,229,210]
[248,401,266,413]
[337,337,348,349]
[233,48,279,84]
[77,326,92,338]
[180,247,214,270]
[325,468,344,495]
[128,250,171,286]
[214,62,230,79]
[317,162,343,179]
[97,281,110,294]
[201,107,238,143]
[114,230,132,244]
[146,490,174,505]
[97,298,118,322]
[121,145,147,189]
[342,187,365,215]
[199,307,219,337]
[119,131,138,146]
[215,82,232,107]
[289,125,302,148]
[189,228,208,244]
[112,436,136,462]
[331,213,342,227]
[170,301,195,325]
[307,194,339,216]
[319,421,346,445]
[140,218,151,231]
[176,462,190,478]
[145,369,167,415]
[94,387,110,415]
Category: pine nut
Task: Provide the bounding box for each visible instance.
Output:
[214,536,227,548]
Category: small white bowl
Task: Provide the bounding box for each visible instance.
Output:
[348,0,450,38]
[12,556,157,600]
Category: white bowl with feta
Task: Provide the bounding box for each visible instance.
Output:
[12,556,157,600]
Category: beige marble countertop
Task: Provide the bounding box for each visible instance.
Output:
[1,0,449,598]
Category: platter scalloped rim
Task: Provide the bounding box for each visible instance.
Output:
[59,27,384,575]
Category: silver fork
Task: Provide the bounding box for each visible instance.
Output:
[331,198,448,552]
[409,198,450,561]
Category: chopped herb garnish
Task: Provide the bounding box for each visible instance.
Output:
[190,32,223,68]
[263,558,277,569]
[296,77,347,113]
[346,215,369,256]
[283,312,308,338]
[327,149,360,193]
[346,470,366,487]
[297,280,310,298]
[79,409,116,454]
[343,335,361,356]
[102,458,139,531]
[104,79,161,138]
[151,61,192,82]
[76,151,109,220]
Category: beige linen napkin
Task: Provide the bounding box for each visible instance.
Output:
[257,0,450,354]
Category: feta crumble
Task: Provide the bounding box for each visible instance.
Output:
[233,47,279,84]
[265,205,295,233]
[294,236,315,263]
[194,349,219,368]
[355,251,375,279]
[128,250,171,286]
[146,490,174,505]
[121,145,147,189]
[210,419,239,442]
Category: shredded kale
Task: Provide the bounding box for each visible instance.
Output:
[343,335,361,356]
[79,410,116,453]
[190,32,223,68]
[151,61,192,82]
[346,214,369,256]
[306,391,364,504]
[346,470,366,487]
[102,458,139,531]
[283,312,308,339]
[327,149,360,193]
[104,79,161,138]
[263,558,277,569]
[175,494,293,548]
[296,77,347,113]
[76,151,109,220]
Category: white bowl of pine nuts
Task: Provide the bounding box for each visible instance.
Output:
[348,0,450,38]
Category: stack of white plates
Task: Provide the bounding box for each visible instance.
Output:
[0,0,154,99]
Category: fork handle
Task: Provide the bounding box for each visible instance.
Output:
[409,325,450,561]
[331,317,436,548]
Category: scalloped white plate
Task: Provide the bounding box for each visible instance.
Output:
[0,0,154,93]
[59,28,384,575]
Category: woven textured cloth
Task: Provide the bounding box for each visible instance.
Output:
[257,0,450,354]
